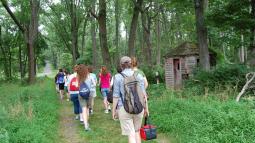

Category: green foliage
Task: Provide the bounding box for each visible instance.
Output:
[185,64,252,95]
[0,78,59,143]
[150,92,255,143]
[140,65,165,84]
[58,53,73,71]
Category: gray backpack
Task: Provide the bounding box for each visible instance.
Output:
[120,73,145,114]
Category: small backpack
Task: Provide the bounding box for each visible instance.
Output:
[79,81,90,100]
[120,73,145,114]
[69,77,79,91]
[57,73,65,84]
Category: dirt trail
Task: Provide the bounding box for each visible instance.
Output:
[58,101,84,143]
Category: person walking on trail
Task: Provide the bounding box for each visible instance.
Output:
[56,69,65,100]
[76,64,94,131]
[110,65,122,120]
[112,56,149,143]
[88,66,97,115]
[68,65,83,121]
[64,70,70,101]
[99,66,111,114]
[131,57,149,89]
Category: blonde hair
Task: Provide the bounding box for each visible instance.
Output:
[131,57,138,68]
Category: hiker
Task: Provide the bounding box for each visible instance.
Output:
[99,65,111,113]
[76,64,94,131]
[64,70,70,101]
[110,64,122,120]
[68,65,83,121]
[88,66,97,115]
[131,57,149,89]
[56,69,65,100]
[54,73,59,93]
[112,56,149,143]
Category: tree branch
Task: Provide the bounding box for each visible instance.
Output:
[90,9,99,20]
[1,0,25,33]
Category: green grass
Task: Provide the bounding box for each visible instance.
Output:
[0,78,60,143]
[78,89,167,143]
[148,84,255,143]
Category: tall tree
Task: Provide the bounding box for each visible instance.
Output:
[91,1,98,67]
[114,0,120,63]
[194,0,210,71]
[91,0,111,67]
[128,0,143,57]
[1,0,40,83]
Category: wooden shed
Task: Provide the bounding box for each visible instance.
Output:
[164,42,216,89]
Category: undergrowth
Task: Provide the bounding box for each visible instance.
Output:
[0,78,59,143]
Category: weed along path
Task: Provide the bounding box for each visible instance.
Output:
[58,94,171,143]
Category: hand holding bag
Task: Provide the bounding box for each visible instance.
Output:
[140,116,157,140]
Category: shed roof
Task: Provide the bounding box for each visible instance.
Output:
[165,42,199,58]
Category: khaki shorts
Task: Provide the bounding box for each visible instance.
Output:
[118,106,144,136]
[79,95,92,108]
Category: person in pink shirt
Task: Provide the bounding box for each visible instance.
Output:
[99,66,111,113]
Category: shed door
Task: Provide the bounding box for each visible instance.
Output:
[174,59,181,88]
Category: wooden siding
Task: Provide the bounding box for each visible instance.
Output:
[185,56,197,74]
[165,58,174,88]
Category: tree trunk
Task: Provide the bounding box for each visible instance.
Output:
[194,0,210,71]
[114,0,120,64]
[27,0,40,84]
[19,44,25,79]
[70,1,79,65]
[141,11,152,66]
[249,0,255,66]
[156,5,161,65]
[128,0,143,57]
[98,0,111,67]
[91,8,98,67]
[81,18,88,57]
[0,26,10,79]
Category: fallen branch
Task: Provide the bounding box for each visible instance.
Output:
[236,72,255,102]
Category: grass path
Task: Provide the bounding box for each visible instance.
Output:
[58,93,171,143]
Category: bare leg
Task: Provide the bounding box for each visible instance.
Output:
[128,132,136,143]
[135,131,141,143]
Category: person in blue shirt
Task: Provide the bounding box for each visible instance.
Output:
[112,56,149,143]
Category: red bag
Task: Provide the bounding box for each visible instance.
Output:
[140,117,157,140]
[69,77,79,91]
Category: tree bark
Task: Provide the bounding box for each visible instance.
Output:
[141,11,152,66]
[194,0,210,71]
[236,72,255,102]
[0,26,10,79]
[90,5,98,67]
[249,0,255,65]
[128,0,143,57]
[156,4,161,65]
[81,17,88,57]
[115,0,120,64]
[98,0,111,67]
[27,0,40,83]
[70,1,79,65]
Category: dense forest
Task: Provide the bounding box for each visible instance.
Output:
[1,0,254,83]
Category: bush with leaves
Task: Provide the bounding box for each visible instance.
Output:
[58,53,73,72]
[184,64,252,95]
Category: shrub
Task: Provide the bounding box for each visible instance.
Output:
[140,65,165,84]
[184,64,252,95]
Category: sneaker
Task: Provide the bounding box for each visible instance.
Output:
[75,115,79,120]
[89,109,93,115]
[108,105,111,112]
[104,109,109,114]
[80,121,84,124]
[85,127,91,131]
[66,99,70,101]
